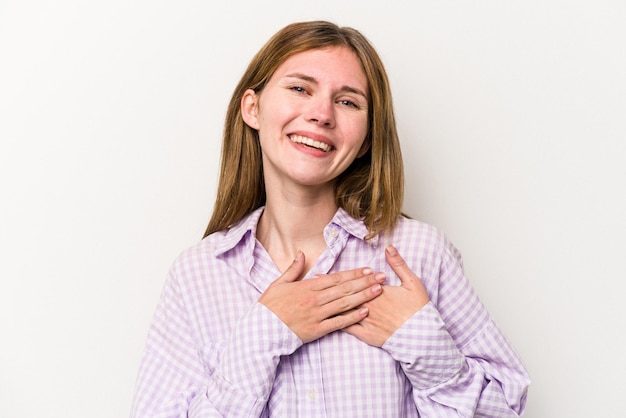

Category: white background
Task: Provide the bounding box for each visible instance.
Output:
[1,1,625,417]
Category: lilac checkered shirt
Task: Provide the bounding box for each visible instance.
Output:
[130,207,530,417]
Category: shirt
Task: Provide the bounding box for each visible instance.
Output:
[130,207,530,417]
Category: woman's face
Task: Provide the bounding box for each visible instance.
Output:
[241,46,370,192]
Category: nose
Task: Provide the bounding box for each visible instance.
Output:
[306,97,335,128]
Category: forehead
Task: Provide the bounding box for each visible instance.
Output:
[270,46,369,95]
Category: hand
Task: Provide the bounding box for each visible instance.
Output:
[343,245,430,347]
[258,251,385,343]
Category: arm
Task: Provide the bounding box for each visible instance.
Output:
[384,304,529,417]
[345,245,530,417]
[130,252,386,417]
[130,268,300,418]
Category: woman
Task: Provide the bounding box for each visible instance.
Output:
[131,21,530,417]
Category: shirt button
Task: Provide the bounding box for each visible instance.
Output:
[307,388,317,400]
[329,229,338,238]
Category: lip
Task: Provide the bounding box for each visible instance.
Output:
[288,132,335,153]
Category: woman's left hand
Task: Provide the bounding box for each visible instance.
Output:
[343,245,431,347]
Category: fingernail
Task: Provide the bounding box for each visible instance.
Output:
[362,267,372,275]
[385,245,397,256]
[294,250,303,261]
[359,307,369,316]
[372,284,381,293]
[375,272,386,282]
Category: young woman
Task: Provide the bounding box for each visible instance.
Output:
[131,21,530,417]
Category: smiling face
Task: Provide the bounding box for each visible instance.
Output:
[241,46,370,195]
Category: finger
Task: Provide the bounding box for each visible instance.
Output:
[316,271,385,306]
[311,267,378,291]
[276,250,306,283]
[320,282,382,317]
[318,307,370,335]
[384,245,417,285]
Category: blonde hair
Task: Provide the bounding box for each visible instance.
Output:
[204,21,404,240]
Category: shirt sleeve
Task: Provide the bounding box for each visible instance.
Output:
[129,269,302,418]
[200,302,302,416]
[382,238,530,417]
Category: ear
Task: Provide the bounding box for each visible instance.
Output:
[241,89,260,130]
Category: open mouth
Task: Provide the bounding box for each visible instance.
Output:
[289,135,332,152]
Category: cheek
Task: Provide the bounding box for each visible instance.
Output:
[348,117,369,149]
[258,94,301,125]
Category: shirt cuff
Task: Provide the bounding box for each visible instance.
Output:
[382,302,465,389]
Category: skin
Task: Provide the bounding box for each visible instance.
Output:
[242,46,370,194]
[242,46,430,347]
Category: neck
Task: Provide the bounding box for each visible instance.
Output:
[257,187,337,273]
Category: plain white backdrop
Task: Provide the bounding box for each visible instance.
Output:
[1,1,625,417]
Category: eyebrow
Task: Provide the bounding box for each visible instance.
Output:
[285,72,368,100]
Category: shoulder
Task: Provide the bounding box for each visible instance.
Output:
[167,230,231,277]
[390,216,446,248]
[166,238,211,279]
[171,210,259,274]
[387,215,463,265]
[393,215,443,238]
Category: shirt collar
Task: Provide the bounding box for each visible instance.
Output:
[213,206,265,256]
[212,206,379,257]
[330,207,379,247]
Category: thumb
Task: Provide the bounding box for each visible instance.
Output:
[277,250,306,283]
[384,245,415,286]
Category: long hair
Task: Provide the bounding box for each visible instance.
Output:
[204,21,404,240]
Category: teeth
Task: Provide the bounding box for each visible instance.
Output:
[290,135,331,152]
